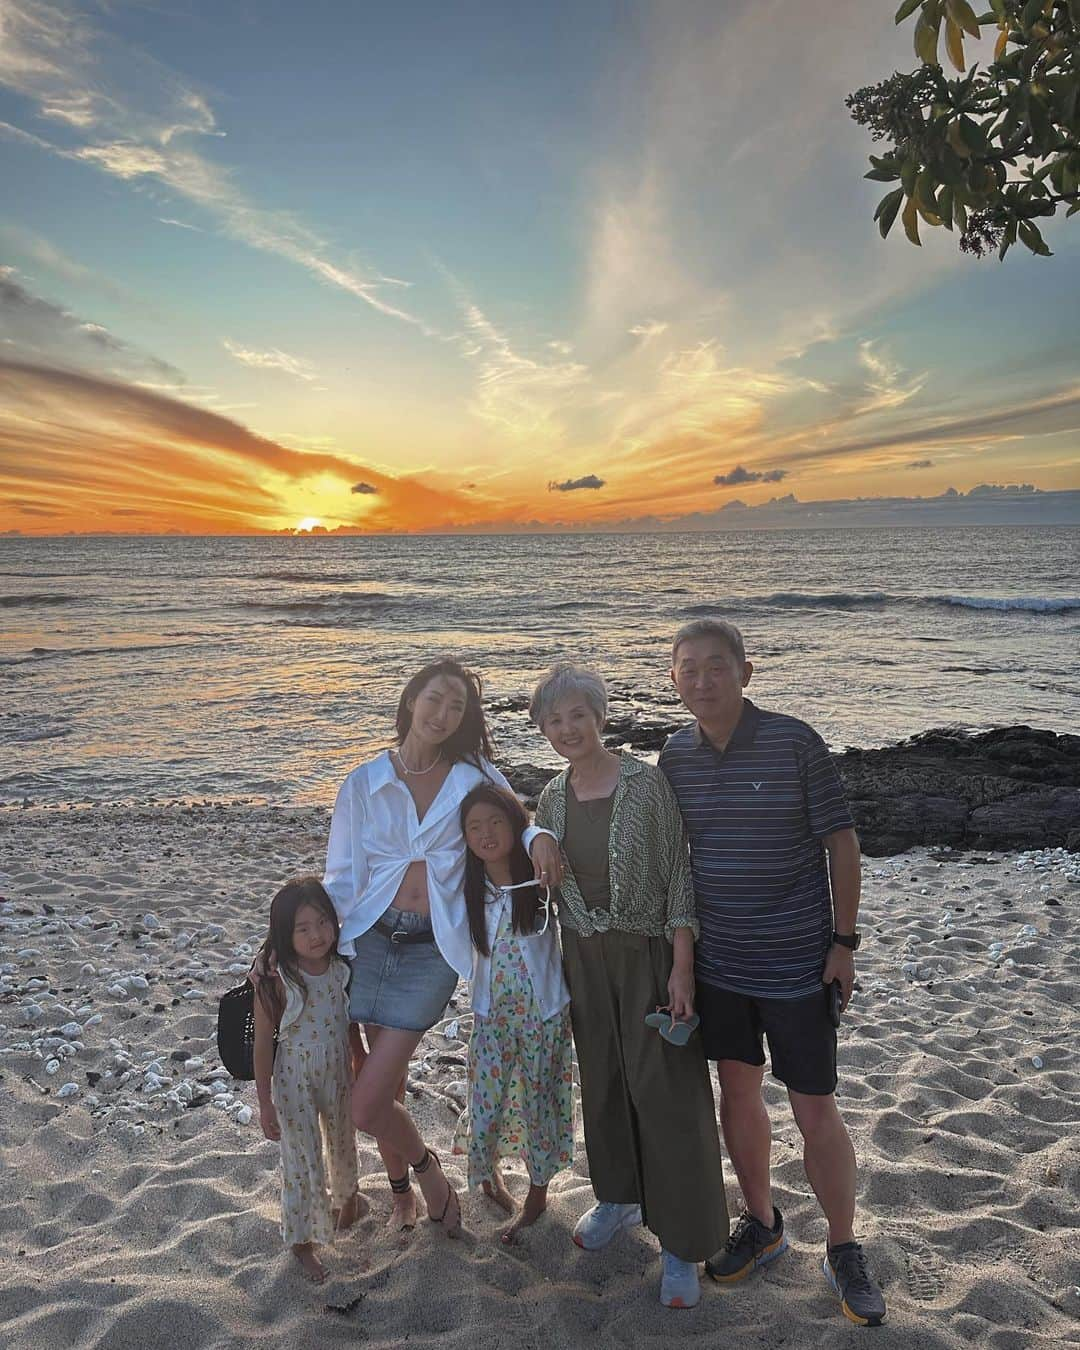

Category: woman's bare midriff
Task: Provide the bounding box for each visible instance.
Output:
[391,860,431,915]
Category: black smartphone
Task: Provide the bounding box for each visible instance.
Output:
[827,979,843,1028]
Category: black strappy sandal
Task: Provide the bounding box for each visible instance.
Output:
[411,1148,462,1236]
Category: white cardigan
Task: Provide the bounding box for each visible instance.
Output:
[469,882,570,1023]
[324,751,548,980]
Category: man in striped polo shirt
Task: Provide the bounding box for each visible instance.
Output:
[658,617,886,1327]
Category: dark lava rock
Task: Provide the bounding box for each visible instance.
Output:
[504,723,1080,856]
[834,726,1080,856]
[503,764,560,807]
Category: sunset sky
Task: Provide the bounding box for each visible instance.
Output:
[2,0,1079,535]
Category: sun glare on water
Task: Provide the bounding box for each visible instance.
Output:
[296,517,322,532]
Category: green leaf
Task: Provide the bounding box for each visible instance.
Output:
[947,120,973,157]
[876,188,906,237]
[865,167,900,181]
[901,159,919,195]
[1067,200,1080,217]
[902,194,923,245]
[1018,219,1053,254]
[937,185,955,229]
[958,115,987,153]
[953,197,968,230]
[915,168,940,213]
[998,219,1017,260]
[915,11,941,63]
[895,0,924,20]
[1021,0,1043,29]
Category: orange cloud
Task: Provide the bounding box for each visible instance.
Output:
[0,358,488,533]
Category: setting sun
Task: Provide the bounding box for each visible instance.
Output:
[296,517,322,532]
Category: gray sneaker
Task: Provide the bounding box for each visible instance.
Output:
[824,1242,887,1326]
[705,1206,787,1283]
[572,1201,642,1250]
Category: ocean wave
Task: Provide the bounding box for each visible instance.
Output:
[0,716,71,744]
[234,592,402,625]
[0,593,78,608]
[681,592,894,615]
[680,591,1080,616]
[0,639,205,667]
[934,595,1080,613]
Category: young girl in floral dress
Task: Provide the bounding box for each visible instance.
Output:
[452,784,574,1244]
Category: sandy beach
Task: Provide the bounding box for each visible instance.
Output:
[1,801,1077,1349]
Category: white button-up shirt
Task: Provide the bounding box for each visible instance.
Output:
[469,882,570,1023]
[324,751,548,980]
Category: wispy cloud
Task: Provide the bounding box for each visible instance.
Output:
[447,278,589,439]
[0,266,180,381]
[222,339,318,383]
[629,319,669,344]
[157,217,204,232]
[0,0,430,331]
[856,340,926,416]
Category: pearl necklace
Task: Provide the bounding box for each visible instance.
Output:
[395,746,445,776]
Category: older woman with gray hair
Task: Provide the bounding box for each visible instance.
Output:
[531,662,728,1309]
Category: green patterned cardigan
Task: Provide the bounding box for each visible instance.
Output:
[534,751,698,943]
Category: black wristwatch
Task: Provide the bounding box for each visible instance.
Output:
[831,930,861,951]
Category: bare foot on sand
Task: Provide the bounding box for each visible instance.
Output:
[334,1190,370,1232]
[501,1183,548,1245]
[482,1170,515,1215]
[387,1186,418,1234]
[292,1242,328,1283]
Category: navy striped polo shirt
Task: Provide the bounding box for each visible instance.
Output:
[658,699,854,1000]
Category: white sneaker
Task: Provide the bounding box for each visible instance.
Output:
[660,1249,701,1308]
[572,1201,642,1250]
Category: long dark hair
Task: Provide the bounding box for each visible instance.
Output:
[395,658,494,767]
[256,876,344,1024]
[460,784,541,957]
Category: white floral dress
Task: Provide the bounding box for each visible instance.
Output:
[272,962,357,1246]
[453,905,574,1188]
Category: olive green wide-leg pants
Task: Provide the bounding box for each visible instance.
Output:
[562,926,729,1262]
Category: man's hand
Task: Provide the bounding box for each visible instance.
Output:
[667,965,696,1021]
[529,833,564,888]
[259,1100,281,1141]
[822,944,856,1012]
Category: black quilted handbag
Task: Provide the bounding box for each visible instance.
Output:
[216,981,275,1080]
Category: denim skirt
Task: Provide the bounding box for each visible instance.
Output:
[348,905,459,1033]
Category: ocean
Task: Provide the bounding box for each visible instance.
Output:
[2,527,1078,808]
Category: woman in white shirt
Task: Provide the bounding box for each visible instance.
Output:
[323,658,561,1236]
